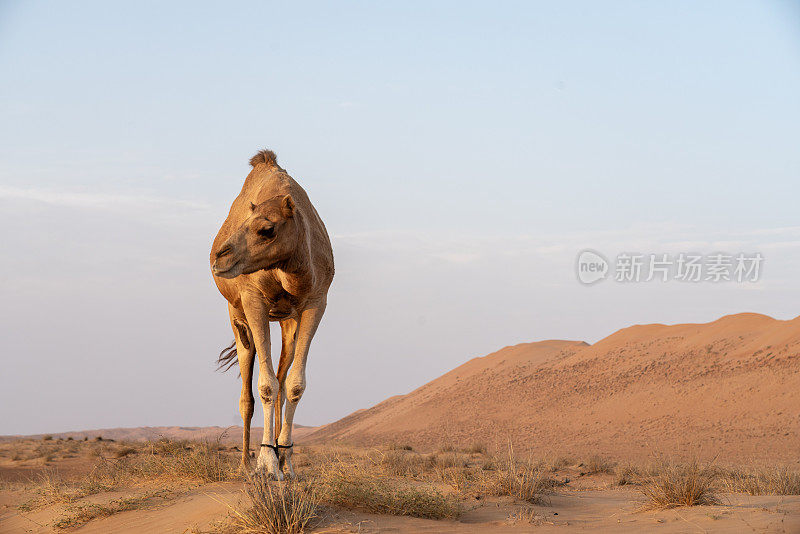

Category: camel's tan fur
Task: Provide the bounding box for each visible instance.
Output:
[210,149,334,479]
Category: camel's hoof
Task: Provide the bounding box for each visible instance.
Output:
[254,467,284,481]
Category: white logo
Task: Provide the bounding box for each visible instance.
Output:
[576,249,609,285]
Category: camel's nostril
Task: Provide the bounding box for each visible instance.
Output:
[216,245,232,259]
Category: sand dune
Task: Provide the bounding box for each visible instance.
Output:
[305,313,800,462]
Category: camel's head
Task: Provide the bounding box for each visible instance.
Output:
[212,195,299,279]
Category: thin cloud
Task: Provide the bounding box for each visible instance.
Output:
[0,186,211,212]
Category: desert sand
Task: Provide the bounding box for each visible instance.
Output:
[306,313,800,463]
[1,312,798,533]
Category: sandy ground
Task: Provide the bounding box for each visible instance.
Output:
[1,441,798,533]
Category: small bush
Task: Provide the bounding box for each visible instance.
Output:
[430,451,470,469]
[42,435,53,441]
[114,446,137,458]
[639,462,718,509]
[226,473,318,534]
[548,456,574,472]
[613,464,640,486]
[496,462,559,504]
[463,442,487,455]
[584,455,615,475]
[377,450,426,477]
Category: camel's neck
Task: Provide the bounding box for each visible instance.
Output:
[273,218,316,296]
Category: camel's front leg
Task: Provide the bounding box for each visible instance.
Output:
[242,294,283,480]
[277,300,327,478]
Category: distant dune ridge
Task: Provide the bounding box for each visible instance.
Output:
[0,425,315,445]
[6,313,798,462]
[304,313,800,461]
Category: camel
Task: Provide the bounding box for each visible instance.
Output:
[210,149,334,479]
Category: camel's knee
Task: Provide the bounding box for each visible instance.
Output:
[285,376,306,404]
[258,382,278,405]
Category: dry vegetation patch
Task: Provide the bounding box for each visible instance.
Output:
[52,489,174,529]
[639,462,719,509]
[223,472,318,534]
[721,466,800,495]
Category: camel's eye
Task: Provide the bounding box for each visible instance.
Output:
[257,226,275,239]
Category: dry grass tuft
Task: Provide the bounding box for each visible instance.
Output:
[507,506,541,524]
[584,455,615,475]
[495,461,559,504]
[639,462,718,509]
[224,472,318,534]
[375,449,427,477]
[547,456,574,472]
[613,464,640,486]
[430,451,470,469]
[721,466,800,495]
[113,446,137,458]
[463,442,487,455]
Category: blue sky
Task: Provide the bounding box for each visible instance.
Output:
[1,1,799,434]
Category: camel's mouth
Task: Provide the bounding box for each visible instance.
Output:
[212,260,242,279]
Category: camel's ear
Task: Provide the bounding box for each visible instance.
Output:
[249,202,257,212]
[281,195,295,218]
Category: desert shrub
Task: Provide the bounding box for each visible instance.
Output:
[613,464,640,486]
[42,435,53,441]
[376,449,427,477]
[481,457,497,471]
[435,466,474,492]
[226,472,318,534]
[584,455,615,475]
[722,466,800,495]
[463,442,487,455]
[495,461,559,504]
[387,443,413,451]
[508,506,540,524]
[547,456,574,472]
[430,451,470,469]
[113,446,137,458]
[639,462,718,509]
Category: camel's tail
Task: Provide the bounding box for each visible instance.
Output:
[216,341,238,372]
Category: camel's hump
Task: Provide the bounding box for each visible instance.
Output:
[249,149,279,168]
